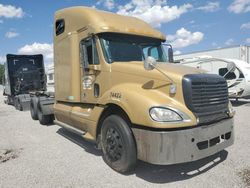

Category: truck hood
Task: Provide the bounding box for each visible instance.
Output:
[111,61,204,83]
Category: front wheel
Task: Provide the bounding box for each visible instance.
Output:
[101,115,137,173]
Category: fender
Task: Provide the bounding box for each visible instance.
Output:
[97,83,196,129]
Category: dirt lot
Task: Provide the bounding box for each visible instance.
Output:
[0,85,250,188]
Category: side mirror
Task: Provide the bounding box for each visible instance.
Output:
[144,56,156,71]
[168,48,174,63]
[227,62,236,73]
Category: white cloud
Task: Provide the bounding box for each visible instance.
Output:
[174,50,182,55]
[197,2,220,12]
[166,27,204,48]
[0,56,6,64]
[5,31,19,38]
[97,0,115,10]
[104,0,115,10]
[117,0,193,27]
[0,4,24,18]
[17,43,53,64]
[246,38,250,43]
[225,38,234,46]
[228,0,250,14]
[241,22,250,29]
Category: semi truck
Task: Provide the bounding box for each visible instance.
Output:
[30,7,235,173]
[3,54,46,110]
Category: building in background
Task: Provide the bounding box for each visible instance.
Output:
[174,45,250,64]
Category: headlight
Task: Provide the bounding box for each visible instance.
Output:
[149,107,182,122]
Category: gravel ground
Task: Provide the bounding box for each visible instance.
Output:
[0,85,250,188]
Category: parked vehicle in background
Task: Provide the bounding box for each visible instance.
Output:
[30,7,235,173]
[46,64,54,93]
[3,54,46,110]
[177,56,250,99]
[175,45,250,64]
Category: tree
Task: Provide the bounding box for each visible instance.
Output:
[0,64,4,85]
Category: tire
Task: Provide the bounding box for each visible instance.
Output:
[37,102,53,125]
[14,97,23,111]
[30,97,39,120]
[14,97,18,109]
[6,96,12,105]
[101,115,137,173]
[13,98,17,110]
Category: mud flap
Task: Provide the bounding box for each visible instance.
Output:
[39,97,54,115]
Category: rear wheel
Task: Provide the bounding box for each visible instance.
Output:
[6,96,12,105]
[101,115,137,173]
[37,102,53,125]
[30,97,39,120]
[14,97,23,111]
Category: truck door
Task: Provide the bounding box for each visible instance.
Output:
[80,37,100,103]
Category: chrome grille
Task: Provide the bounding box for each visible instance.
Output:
[191,81,228,111]
[183,74,229,124]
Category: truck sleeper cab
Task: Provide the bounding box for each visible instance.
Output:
[30,7,234,173]
[3,54,46,111]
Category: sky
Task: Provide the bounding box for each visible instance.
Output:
[0,0,249,65]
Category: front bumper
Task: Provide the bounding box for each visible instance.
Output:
[132,118,234,165]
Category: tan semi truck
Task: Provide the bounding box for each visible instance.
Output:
[30,6,235,173]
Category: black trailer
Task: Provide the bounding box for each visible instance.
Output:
[3,54,46,111]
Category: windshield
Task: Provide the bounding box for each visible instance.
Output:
[99,33,168,63]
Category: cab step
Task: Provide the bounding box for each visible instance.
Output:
[54,120,86,136]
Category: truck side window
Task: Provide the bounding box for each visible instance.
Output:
[93,39,99,65]
[55,19,65,36]
[86,41,93,65]
[80,38,99,66]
